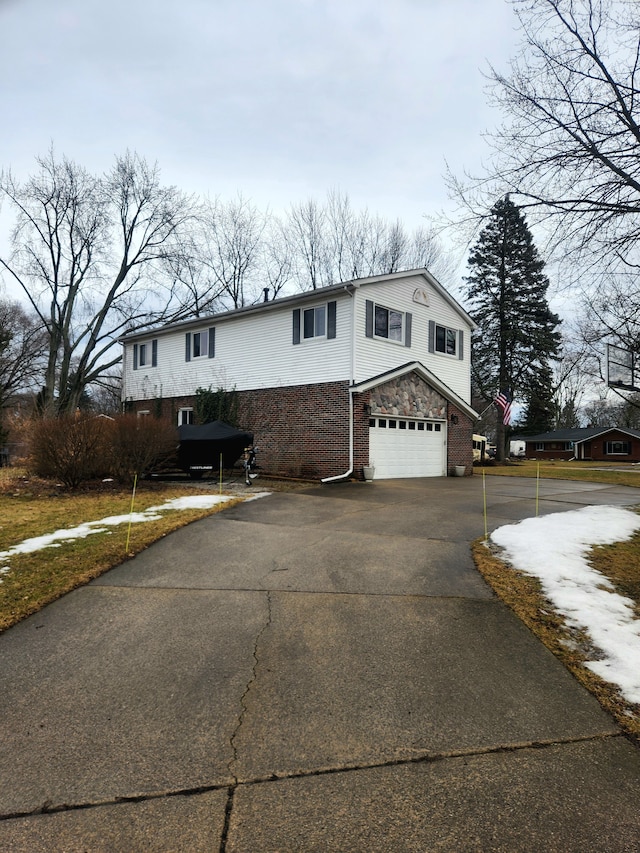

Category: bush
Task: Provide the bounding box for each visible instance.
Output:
[28,413,179,488]
[29,413,110,488]
[194,386,239,426]
[105,415,178,484]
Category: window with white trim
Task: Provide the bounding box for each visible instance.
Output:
[185,327,215,361]
[364,299,412,347]
[435,324,457,356]
[293,301,337,344]
[178,408,194,426]
[606,441,630,455]
[193,330,209,358]
[304,305,326,339]
[428,321,463,360]
[375,304,404,342]
[133,339,158,370]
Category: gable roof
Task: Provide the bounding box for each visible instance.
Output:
[352,360,478,420]
[521,427,640,444]
[120,268,475,343]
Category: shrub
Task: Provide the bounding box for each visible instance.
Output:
[194,386,239,426]
[105,415,178,483]
[29,414,110,488]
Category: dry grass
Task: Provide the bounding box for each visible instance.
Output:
[473,460,640,743]
[477,458,640,488]
[0,470,252,634]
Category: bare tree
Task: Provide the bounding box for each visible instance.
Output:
[86,368,123,416]
[0,149,196,414]
[550,341,592,427]
[261,218,293,300]
[454,0,640,261]
[198,194,267,308]
[0,298,47,424]
[285,198,333,290]
[162,234,226,318]
[284,190,456,290]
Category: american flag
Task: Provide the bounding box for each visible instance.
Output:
[495,391,512,426]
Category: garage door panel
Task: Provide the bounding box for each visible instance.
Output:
[369,418,445,479]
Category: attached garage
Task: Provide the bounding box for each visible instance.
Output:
[368,416,446,479]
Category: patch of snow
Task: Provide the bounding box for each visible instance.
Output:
[0,492,269,576]
[491,505,640,705]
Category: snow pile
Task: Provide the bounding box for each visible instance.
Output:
[491,505,640,704]
[0,493,269,574]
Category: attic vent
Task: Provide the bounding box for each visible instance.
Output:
[413,288,429,306]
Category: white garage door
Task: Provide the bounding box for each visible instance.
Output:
[368,417,446,479]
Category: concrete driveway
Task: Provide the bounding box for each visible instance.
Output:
[1,475,640,851]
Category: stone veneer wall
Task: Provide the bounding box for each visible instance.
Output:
[370,375,447,419]
[367,373,474,476]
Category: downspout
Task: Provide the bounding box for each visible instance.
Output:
[321,283,357,483]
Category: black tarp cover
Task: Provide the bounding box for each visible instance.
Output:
[177,421,253,471]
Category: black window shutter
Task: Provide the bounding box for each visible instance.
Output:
[185,333,191,362]
[405,312,412,348]
[133,344,138,370]
[293,309,301,345]
[208,327,216,358]
[428,320,435,353]
[327,301,337,339]
[458,330,464,360]
[365,300,373,338]
[151,339,158,367]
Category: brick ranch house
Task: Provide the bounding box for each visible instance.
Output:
[120,269,479,481]
[521,427,640,462]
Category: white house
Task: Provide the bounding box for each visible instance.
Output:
[121,268,478,480]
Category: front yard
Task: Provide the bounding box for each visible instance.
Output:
[476,459,640,742]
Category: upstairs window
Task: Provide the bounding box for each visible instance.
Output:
[293,301,337,344]
[193,330,208,358]
[178,408,194,426]
[365,300,412,347]
[375,305,403,342]
[304,305,326,339]
[435,324,458,356]
[133,339,158,370]
[185,328,215,361]
[428,321,463,360]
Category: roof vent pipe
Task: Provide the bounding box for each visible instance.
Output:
[263,288,270,302]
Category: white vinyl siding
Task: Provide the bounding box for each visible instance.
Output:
[124,296,352,401]
[123,271,473,407]
[354,273,472,403]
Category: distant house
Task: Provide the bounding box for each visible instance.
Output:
[522,427,640,462]
[120,269,478,481]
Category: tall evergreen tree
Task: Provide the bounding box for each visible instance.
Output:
[464,196,561,460]
[518,365,555,435]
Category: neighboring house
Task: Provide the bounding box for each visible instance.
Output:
[522,427,640,462]
[121,269,478,480]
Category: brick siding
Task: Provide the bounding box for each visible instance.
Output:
[141,378,474,480]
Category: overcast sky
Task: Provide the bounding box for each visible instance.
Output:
[1,0,520,252]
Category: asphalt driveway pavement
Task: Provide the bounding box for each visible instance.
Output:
[2,475,640,851]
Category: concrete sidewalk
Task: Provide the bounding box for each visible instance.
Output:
[1,476,640,851]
